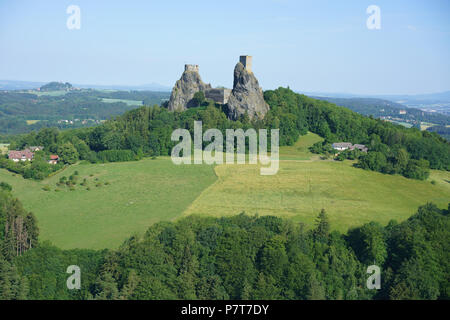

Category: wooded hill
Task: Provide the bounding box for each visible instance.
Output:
[312,96,450,127]
[0,89,169,135]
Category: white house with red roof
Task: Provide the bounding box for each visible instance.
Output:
[48,155,59,165]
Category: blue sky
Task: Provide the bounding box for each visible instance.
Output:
[0,0,449,94]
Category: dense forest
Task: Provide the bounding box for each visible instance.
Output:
[427,125,450,141]
[5,87,449,181]
[0,183,448,300]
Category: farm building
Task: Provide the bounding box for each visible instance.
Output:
[332,142,368,153]
[29,146,44,152]
[332,142,353,151]
[350,144,368,153]
[48,155,59,165]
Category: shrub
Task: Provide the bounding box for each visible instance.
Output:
[403,159,430,181]
[0,181,12,192]
[97,150,135,163]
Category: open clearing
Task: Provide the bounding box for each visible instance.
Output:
[31,90,69,97]
[101,98,143,106]
[26,120,40,125]
[0,133,448,248]
[278,132,323,160]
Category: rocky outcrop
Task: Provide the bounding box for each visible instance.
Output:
[167,65,212,111]
[226,62,269,120]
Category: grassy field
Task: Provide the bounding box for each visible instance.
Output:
[0,133,448,249]
[26,120,41,125]
[32,90,69,97]
[0,159,217,249]
[420,122,437,131]
[389,120,414,128]
[183,133,450,231]
[182,161,450,232]
[101,98,143,106]
[279,132,323,160]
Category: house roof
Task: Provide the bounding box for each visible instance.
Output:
[332,143,368,152]
[50,155,59,160]
[332,142,352,148]
[8,150,34,160]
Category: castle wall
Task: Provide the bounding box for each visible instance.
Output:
[205,88,232,104]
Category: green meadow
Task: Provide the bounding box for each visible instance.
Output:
[0,133,448,249]
[278,131,323,160]
[101,98,143,106]
[183,161,449,232]
[31,90,69,97]
[0,159,216,249]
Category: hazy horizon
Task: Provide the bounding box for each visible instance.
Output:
[3,79,450,98]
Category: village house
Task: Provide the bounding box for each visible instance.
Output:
[29,146,44,152]
[331,142,353,151]
[332,142,368,153]
[48,155,59,165]
[350,144,369,153]
[8,149,34,162]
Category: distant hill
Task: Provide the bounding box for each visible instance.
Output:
[310,96,450,128]
[0,80,44,90]
[0,89,170,135]
[301,90,450,117]
[40,81,73,92]
[301,90,450,102]
[0,80,171,92]
[75,82,171,92]
[377,91,450,103]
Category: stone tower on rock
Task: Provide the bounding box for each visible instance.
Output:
[226,56,269,120]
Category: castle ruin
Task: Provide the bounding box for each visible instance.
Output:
[184,64,199,72]
[239,55,252,73]
[167,56,269,120]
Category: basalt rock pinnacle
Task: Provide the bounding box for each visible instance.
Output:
[226,61,269,120]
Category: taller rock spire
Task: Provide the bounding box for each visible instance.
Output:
[226,57,269,120]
